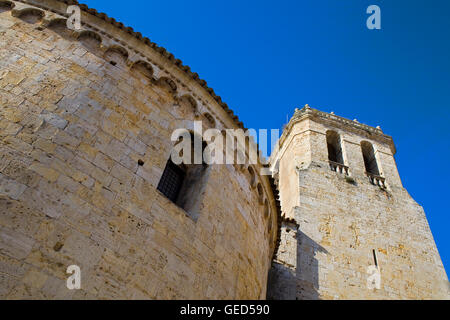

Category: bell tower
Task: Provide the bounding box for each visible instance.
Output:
[267,106,449,300]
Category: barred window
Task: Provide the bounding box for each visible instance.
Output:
[157,132,210,221]
[157,159,186,203]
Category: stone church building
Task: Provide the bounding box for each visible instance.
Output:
[0,0,448,299]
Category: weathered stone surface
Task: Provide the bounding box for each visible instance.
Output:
[2,0,445,301]
[268,107,449,300]
[0,1,277,300]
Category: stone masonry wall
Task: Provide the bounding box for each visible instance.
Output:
[268,110,449,300]
[0,1,278,299]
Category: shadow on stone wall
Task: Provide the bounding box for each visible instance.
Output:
[296,231,328,300]
[267,230,327,300]
[267,262,297,300]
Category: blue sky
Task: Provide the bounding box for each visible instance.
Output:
[81,0,450,274]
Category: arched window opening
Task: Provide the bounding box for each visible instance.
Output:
[157,132,209,220]
[326,130,344,165]
[361,141,380,176]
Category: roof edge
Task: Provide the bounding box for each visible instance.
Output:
[278,105,397,155]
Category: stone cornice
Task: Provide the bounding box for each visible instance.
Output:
[279,105,397,155]
[16,0,246,130]
[294,106,384,135]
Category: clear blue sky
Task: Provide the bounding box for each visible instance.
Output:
[81,0,450,274]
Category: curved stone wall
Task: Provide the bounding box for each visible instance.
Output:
[0,0,279,299]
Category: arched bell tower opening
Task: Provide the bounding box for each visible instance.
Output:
[361,141,380,176]
[326,130,344,165]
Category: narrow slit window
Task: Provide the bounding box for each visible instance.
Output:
[372,249,379,267]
